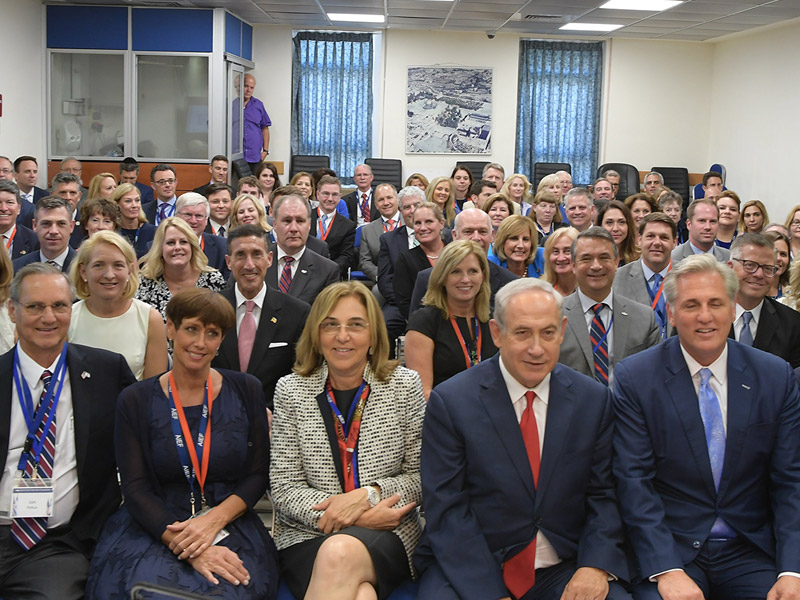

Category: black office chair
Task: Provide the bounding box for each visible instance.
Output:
[232,158,251,178]
[652,166,690,210]
[533,162,571,190]
[289,155,330,179]
[456,161,490,184]
[365,158,403,190]
[597,162,640,200]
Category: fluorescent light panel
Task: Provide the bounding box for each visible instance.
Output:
[560,23,624,32]
[327,13,386,23]
[599,0,682,10]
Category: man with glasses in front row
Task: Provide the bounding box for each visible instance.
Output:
[728,233,800,368]
[142,164,178,226]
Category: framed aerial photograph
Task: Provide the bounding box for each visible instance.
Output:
[406,66,492,154]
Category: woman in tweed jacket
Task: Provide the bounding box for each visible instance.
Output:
[271,281,426,600]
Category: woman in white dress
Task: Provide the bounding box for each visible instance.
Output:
[68,231,168,380]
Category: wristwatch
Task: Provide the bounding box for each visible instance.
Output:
[366,485,381,507]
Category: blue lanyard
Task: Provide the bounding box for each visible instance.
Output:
[326,380,368,489]
[167,377,212,512]
[13,343,68,472]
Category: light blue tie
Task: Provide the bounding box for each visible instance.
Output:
[739,311,754,346]
[698,368,736,539]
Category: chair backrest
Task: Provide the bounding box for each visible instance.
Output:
[456,161,490,184]
[365,158,403,190]
[232,158,251,178]
[533,162,571,190]
[652,166,690,209]
[597,162,640,200]
[289,155,330,179]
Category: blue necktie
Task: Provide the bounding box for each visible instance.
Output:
[739,311,754,346]
[590,303,609,386]
[650,273,667,339]
[698,368,736,538]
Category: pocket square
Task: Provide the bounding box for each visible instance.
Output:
[268,342,289,348]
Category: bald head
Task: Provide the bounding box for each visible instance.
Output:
[453,208,493,253]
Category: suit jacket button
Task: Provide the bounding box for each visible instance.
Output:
[535,517,542,525]
[692,540,701,549]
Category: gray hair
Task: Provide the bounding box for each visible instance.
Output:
[272,193,311,219]
[730,232,776,260]
[565,187,591,204]
[644,171,664,185]
[493,278,562,333]
[571,226,618,262]
[355,163,373,175]
[60,156,80,168]
[0,179,20,203]
[601,169,620,179]
[482,163,505,177]
[176,192,210,218]
[51,172,80,189]
[397,185,426,206]
[663,254,738,306]
[10,262,76,303]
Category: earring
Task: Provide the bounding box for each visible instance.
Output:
[168,338,174,351]
[215,349,219,357]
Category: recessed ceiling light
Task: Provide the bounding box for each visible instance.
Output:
[599,0,682,10]
[560,23,624,32]
[327,13,386,23]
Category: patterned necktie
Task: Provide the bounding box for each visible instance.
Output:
[739,311,754,346]
[361,193,370,223]
[279,256,294,294]
[217,225,225,238]
[318,213,328,238]
[503,391,540,598]
[238,300,256,372]
[12,370,56,550]
[590,303,610,386]
[158,202,168,224]
[385,218,395,232]
[650,273,667,338]
[698,368,736,538]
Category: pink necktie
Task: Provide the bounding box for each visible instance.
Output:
[238,300,256,372]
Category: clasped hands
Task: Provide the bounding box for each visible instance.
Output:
[312,488,417,534]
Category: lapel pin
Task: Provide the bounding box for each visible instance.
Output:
[621,311,629,316]
[81,371,91,380]
[20,250,27,255]
[742,384,750,390]
[271,317,277,323]
[301,269,308,274]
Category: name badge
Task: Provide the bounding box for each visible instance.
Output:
[192,506,230,546]
[11,477,54,518]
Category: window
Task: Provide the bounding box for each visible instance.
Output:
[515,41,604,186]
[291,32,373,184]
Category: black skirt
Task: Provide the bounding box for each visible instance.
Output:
[279,526,410,599]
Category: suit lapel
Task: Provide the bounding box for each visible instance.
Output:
[218,288,241,369]
[0,349,14,474]
[664,340,717,496]
[536,370,575,504]
[611,297,630,364]
[479,359,536,502]
[564,296,593,371]
[66,344,91,484]
[718,342,753,499]
[753,298,777,348]
[247,288,281,375]
[289,252,313,298]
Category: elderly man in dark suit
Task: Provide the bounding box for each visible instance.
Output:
[266,193,339,306]
[213,225,309,410]
[0,263,136,598]
[613,212,677,339]
[416,278,631,600]
[342,163,379,226]
[559,227,660,385]
[12,197,77,274]
[613,254,800,599]
[358,182,401,294]
[727,232,800,368]
[0,180,38,260]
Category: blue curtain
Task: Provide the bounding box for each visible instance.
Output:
[515,40,603,186]
[291,32,373,184]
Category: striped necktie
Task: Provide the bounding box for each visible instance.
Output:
[12,370,56,550]
[590,303,610,385]
[279,256,294,294]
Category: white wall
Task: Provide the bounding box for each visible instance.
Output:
[0,0,45,184]
[708,18,800,221]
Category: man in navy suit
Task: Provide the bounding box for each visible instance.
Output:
[13,157,46,229]
[118,157,154,205]
[613,254,800,600]
[174,192,229,278]
[192,155,229,197]
[0,180,38,260]
[342,163,379,225]
[141,164,178,226]
[416,278,631,600]
[0,264,136,598]
[12,197,77,273]
[310,175,356,277]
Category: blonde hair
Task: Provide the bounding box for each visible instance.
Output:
[139,217,211,280]
[501,173,533,205]
[231,193,271,232]
[112,183,147,224]
[739,199,770,234]
[422,240,490,322]
[88,172,117,200]
[426,176,456,225]
[493,215,539,265]
[70,231,138,300]
[543,226,579,286]
[294,281,398,381]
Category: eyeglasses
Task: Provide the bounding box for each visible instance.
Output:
[320,319,369,335]
[0,168,13,175]
[177,211,206,222]
[790,220,800,227]
[731,258,778,277]
[16,301,71,316]
[154,178,176,186]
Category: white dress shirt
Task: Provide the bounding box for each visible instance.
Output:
[42,246,71,270]
[0,345,78,527]
[276,246,306,279]
[734,301,763,343]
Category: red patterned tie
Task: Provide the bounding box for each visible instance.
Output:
[11,370,56,550]
[238,300,256,372]
[385,218,395,231]
[361,193,370,223]
[279,256,294,294]
[503,391,540,598]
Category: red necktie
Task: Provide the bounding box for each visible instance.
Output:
[279,257,294,294]
[385,218,395,232]
[238,300,256,372]
[503,391,540,599]
[361,193,370,223]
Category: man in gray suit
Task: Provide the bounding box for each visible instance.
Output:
[613,213,677,339]
[358,183,401,294]
[559,227,660,385]
[265,193,339,306]
[671,199,730,263]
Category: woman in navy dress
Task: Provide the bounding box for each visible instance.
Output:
[87,288,278,599]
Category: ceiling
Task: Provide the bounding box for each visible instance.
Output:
[54,0,800,41]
